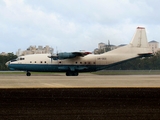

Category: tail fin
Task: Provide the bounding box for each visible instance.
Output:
[130,27,149,48]
[106,27,152,56]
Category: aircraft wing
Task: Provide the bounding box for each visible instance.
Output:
[48,52,92,60]
[72,52,92,57]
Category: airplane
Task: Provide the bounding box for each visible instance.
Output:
[6,27,153,76]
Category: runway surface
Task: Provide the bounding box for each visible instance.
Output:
[0,74,160,119]
[0,74,160,88]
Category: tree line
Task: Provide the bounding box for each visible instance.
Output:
[0,53,17,70]
[108,51,160,70]
[0,52,160,70]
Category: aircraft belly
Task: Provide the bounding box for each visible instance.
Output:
[57,65,97,72]
[8,64,97,72]
[8,64,55,72]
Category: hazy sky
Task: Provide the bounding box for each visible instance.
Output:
[0,0,160,53]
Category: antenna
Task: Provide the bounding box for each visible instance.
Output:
[56,46,58,55]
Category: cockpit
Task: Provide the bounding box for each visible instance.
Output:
[11,57,25,61]
[5,57,25,66]
[10,59,17,62]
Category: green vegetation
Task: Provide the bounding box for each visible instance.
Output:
[0,53,17,70]
[1,70,160,76]
[94,70,160,75]
[0,71,67,76]
[107,51,160,70]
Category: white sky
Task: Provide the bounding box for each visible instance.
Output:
[0,0,160,53]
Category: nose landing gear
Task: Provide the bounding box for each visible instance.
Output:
[26,71,31,76]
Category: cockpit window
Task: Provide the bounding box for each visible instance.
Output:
[20,58,25,60]
[11,59,17,62]
[11,57,25,62]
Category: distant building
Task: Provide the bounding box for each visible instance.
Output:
[98,42,106,49]
[148,40,159,53]
[94,40,160,54]
[16,45,54,56]
[110,45,117,50]
[94,41,117,54]
[93,48,100,54]
[0,52,8,56]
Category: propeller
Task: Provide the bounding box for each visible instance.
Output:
[48,46,59,62]
[49,47,54,63]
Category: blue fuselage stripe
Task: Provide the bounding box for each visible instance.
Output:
[8,64,103,72]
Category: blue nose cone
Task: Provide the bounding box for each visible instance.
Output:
[6,62,15,71]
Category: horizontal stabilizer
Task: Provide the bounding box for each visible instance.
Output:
[138,53,153,57]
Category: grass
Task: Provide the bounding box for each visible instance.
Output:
[0,71,63,76]
[93,70,160,75]
[1,70,160,75]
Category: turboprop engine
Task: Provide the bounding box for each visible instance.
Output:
[56,52,77,59]
[48,52,77,60]
[48,51,92,60]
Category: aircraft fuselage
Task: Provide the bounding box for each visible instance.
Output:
[6,27,153,76]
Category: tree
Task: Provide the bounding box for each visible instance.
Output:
[107,52,160,70]
[0,53,17,70]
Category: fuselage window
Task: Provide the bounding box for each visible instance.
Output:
[59,61,61,64]
[40,61,43,63]
[84,62,86,64]
[35,61,36,63]
[88,62,90,64]
[93,62,96,64]
[75,62,77,64]
[30,61,32,63]
[44,61,46,63]
[80,62,82,64]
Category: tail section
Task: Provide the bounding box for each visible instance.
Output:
[106,27,152,56]
[99,27,152,66]
[130,27,149,48]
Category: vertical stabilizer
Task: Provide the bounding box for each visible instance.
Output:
[130,27,149,48]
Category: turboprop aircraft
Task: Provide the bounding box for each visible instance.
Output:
[6,27,152,76]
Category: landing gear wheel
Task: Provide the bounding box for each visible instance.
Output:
[26,72,31,76]
[73,72,78,76]
[66,72,69,76]
[66,71,71,76]
[66,71,79,76]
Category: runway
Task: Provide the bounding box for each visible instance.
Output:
[0,74,160,88]
[0,74,160,119]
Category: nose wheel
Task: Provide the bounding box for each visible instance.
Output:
[26,72,31,76]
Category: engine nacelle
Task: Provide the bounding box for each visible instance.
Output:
[49,51,91,60]
[57,52,76,59]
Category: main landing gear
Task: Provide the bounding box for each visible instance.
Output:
[26,71,78,76]
[26,71,31,76]
[66,71,79,76]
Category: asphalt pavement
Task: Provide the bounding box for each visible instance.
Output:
[0,74,160,119]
